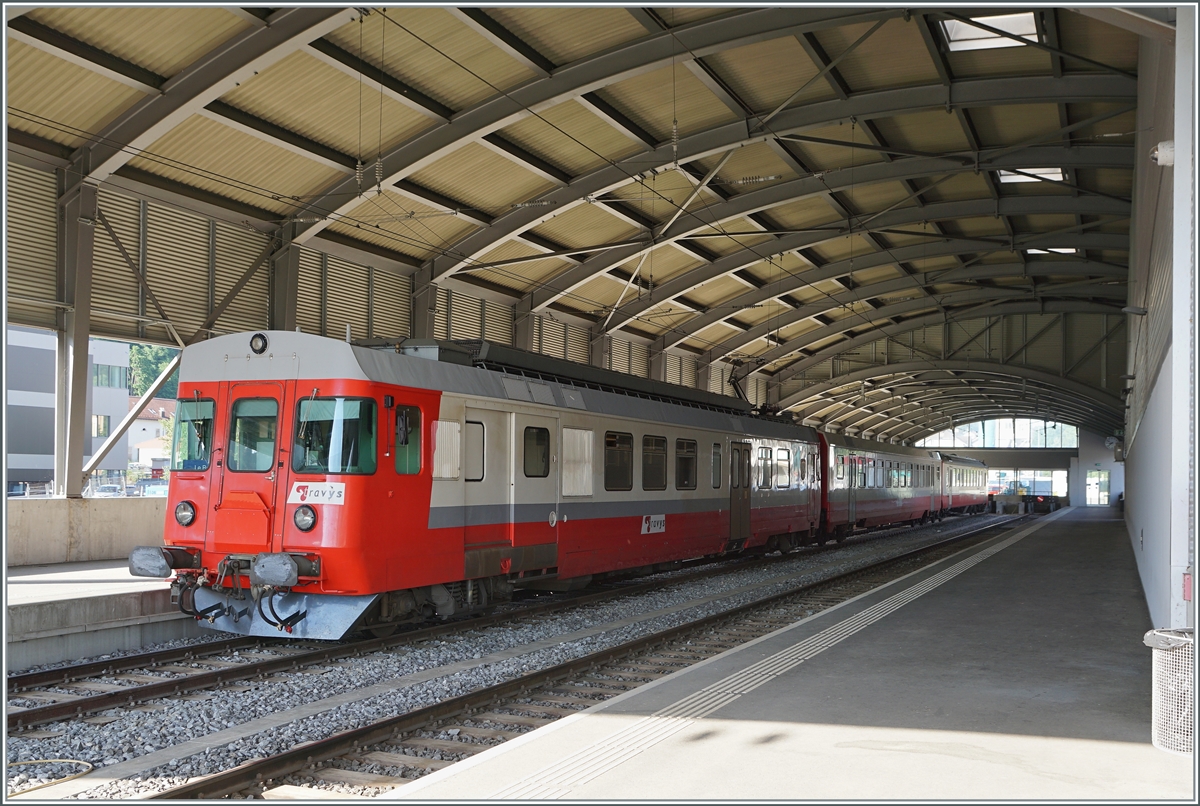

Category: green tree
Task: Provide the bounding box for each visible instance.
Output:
[130,344,180,398]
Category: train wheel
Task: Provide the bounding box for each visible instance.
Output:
[834,526,847,543]
[368,623,399,639]
[778,535,794,555]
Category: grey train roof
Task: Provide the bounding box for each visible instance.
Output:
[180,331,819,443]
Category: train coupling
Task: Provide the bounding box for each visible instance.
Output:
[129,546,201,578]
[249,552,321,587]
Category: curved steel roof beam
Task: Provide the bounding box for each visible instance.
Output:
[764,301,1121,384]
[645,193,1129,347]
[526,144,1130,313]
[288,7,909,247]
[62,8,358,193]
[801,384,1110,434]
[678,256,1126,358]
[433,73,1132,286]
[730,280,1125,375]
[825,386,1114,436]
[774,359,1123,414]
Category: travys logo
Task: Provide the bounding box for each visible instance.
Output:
[641,514,666,534]
[287,482,346,505]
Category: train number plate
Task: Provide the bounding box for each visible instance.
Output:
[287,482,346,505]
[640,514,666,534]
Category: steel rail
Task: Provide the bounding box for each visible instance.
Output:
[150,515,1023,799]
[4,551,781,732]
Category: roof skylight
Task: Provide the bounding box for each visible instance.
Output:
[1027,248,1078,255]
[941,13,1039,51]
[998,167,1064,184]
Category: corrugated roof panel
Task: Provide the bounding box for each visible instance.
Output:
[620,243,702,286]
[1078,167,1134,197]
[809,233,878,265]
[497,100,645,177]
[658,8,735,26]
[917,172,992,203]
[409,142,555,212]
[326,191,477,261]
[567,275,629,313]
[693,143,799,192]
[947,39,1053,80]
[838,181,919,217]
[1011,213,1078,233]
[325,9,536,114]
[686,275,753,307]
[599,64,739,143]
[485,7,647,66]
[872,110,974,154]
[472,239,570,293]
[6,40,146,149]
[1064,103,1137,143]
[1058,11,1139,73]
[967,103,1061,148]
[220,51,435,160]
[777,123,888,173]
[695,229,775,258]
[606,171,709,226]
[128,115,345,216]
[27,7,251,79]
[703,35,837,116]
[768,196,841,230]
[530,201,642,249]
[813,18,941,92]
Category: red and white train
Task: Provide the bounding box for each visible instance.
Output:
[129,331,988,639]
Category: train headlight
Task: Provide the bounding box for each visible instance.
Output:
[294,505,317,532]
[174,501,196,527]
[249,332,269,355]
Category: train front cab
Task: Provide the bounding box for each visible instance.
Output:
[130,364,453,639]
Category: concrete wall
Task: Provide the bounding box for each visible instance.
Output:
[1069,429,1125,508]
[6,498,166,566]
[1124,349,1182,627]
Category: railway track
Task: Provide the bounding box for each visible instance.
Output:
[143,515,1025,799]
[6,516,980,735]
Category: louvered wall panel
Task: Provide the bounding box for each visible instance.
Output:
[373,270,410,339]
[146,202,209,344]
[1142,171,1174,385]
[449,290,483,340]
[91,190,142,339]
[296,248,324,336]
[434,286,450,339]
[610,337,630,373]
[484,299,512,345]
[213,222,269,335]
[325,256,371,341]
[5,163,58,328]
[566,322,588,363]
[630,342,649,378]
[540,317,567,359]
[681,355,697,388]
[666,353,681,385]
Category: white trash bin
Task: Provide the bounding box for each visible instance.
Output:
[1144,628,1194,754]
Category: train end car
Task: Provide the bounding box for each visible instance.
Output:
[819,434,943,539]
[935,452,990,514]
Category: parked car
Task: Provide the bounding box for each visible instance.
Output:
[125,485,141,497]
[95,484,124,497]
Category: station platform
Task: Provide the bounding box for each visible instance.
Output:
[388,508,1194,800]
[5,559,202,671]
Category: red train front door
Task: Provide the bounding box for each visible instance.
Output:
[209,381,286,556]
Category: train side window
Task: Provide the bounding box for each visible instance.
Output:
[776,449,790,489]
[604,431,633,491]
[524,427,550,478]
[744,448,751,491]
[712,443,722,489]
[642,435,667,490]
[885,461,892,488]
[227,398,278,472]
[836,453,845,480]
[465,421,484,482]
[730,447,740,489]
[676,439,698,490]
[394,406,421,474]
[759,447,773,489]
[293,397,377,475]
[799,457,807,484]
[859,459,867,489]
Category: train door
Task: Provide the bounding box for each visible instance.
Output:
[463,408,513,576]
[513,412,559,553]
[210,380,288,556]
[730,441,751,543]
[847,454,858,526]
